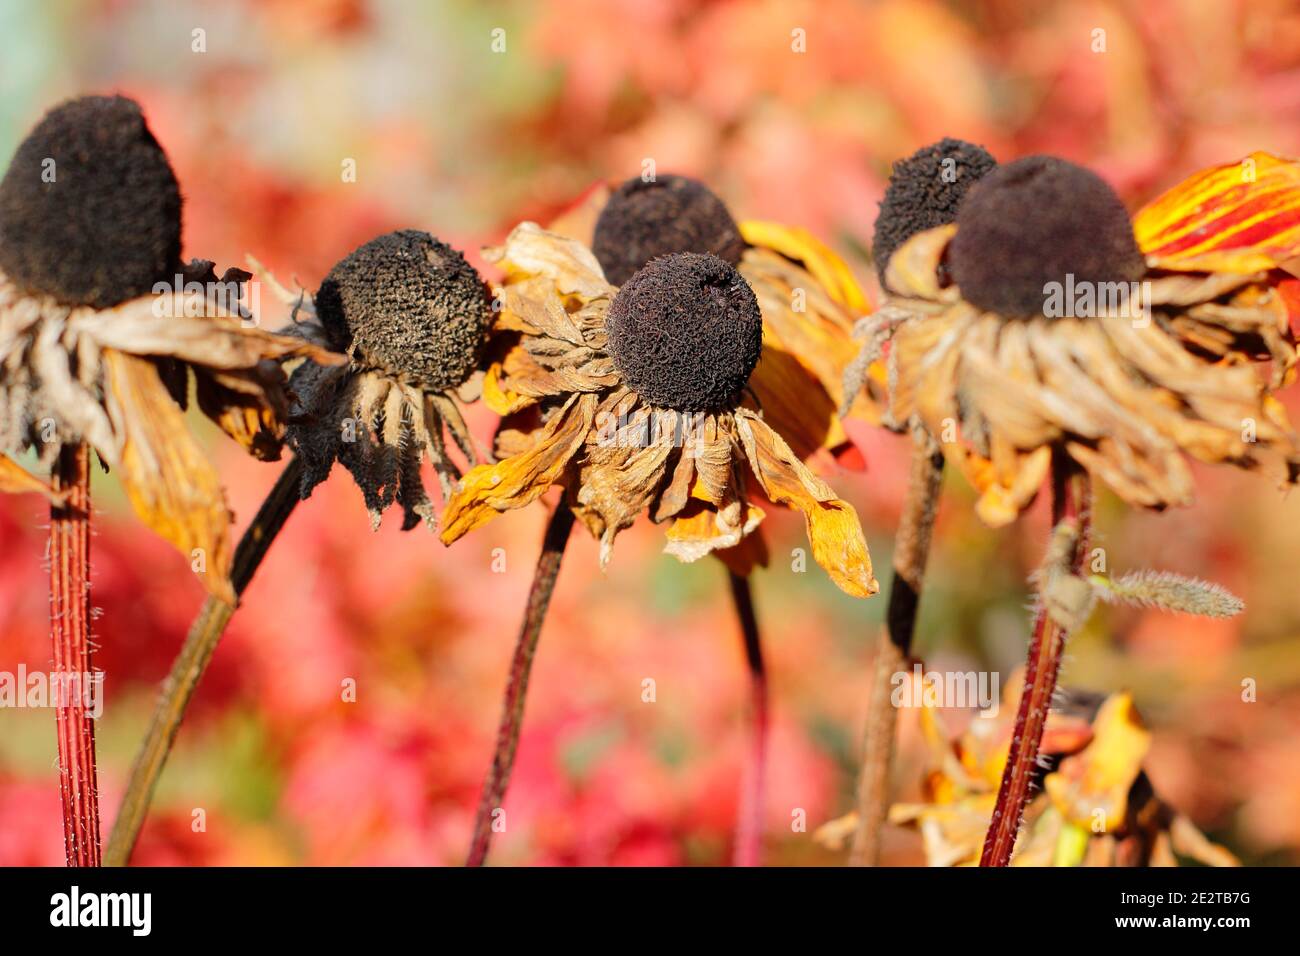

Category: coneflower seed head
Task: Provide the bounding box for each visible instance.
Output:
[948,155,1145,317]
[315,230,490,392]
[605,252,762,413]
[0,95,182,309]
[593,175,745,286]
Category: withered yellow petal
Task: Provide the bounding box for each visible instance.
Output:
[0,453,66,503]
[440,392,597,543]
[739,220,870,312]
[734,411,877,597]
[101,349,235,603]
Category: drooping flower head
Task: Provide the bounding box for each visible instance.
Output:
[281,229,491,530]
[872,136,997,288]
[0,95,338,600]
[592,174,746,286]
[581,173,875,462]
[857,152,1300,524]
[441,224,877,598]
[0,95,181,309]
[947,156,1145,316]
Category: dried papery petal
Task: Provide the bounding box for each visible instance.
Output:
[101,349,234,602]
[734,410,877,597]
[0,452,65,502]
[440,392,598,543]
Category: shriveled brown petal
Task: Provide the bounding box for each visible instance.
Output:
[194,365,289,462]
[69,299,342,370]
[734,409,876,597]
[440,392,598,543]
[883,225,960,301]
[573,405,677,567]
[484,222,615,301]
[663,496,764,564]
[101,348,235,603]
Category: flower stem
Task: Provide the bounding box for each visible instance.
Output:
[50,441,100,867]
[104,457,303,867]
[979,452,1089,867]
[850,433,944,866]
[727,569,768,867]
[466,503,574,866]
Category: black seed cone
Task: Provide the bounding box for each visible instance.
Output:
[873,137,996,285]
[315,229,490,392]
[593,175,745,286]
[605,252,762,413]
[948,155,1146,318]
[0,95,182,309]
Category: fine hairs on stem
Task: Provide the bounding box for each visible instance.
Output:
[466,503,575,866]
[980,453,1090,866]
[850,431,944,866]
[50,442,100,867]
[105,457,304,866]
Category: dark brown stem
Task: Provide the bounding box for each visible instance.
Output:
[850,433,944,866]
[50,442,99,867]
[104,457,303,867]
[728,570,768,868]
[979,452,1090,867]
[466,503,574,866]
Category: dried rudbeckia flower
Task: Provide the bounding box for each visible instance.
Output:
[855,152,1300,867]
[448,223,877,866]
[106,228,492,866]
[847,137,997,867]
[0,94,336,594]
[283,229,491,530]
[0,94,337,867]
[444,226,876,595]
[487,175,878,868]
[872,155,1300,526]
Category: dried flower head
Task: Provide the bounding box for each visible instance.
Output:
[278,230,491,531]
[440,223,876,597]
[948,156,1145,316]
[592,175,745,286]
[565,177,876,460]
[0,95,340,600]
[314,229,488,391]
[0,95,181,309]
[845,151,1300,525]
[605,252,762,412]
[872,137,996,286]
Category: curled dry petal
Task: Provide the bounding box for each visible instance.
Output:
[440,392,598,544]
[101,348,235,603]
[0,452,66,502]
[734,409,877,597]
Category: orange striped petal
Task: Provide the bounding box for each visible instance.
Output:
[1134,152,1300,273]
